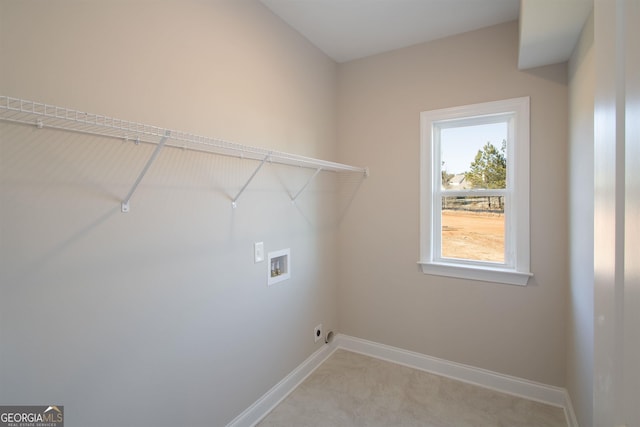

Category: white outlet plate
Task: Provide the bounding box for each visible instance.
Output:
[314,324,323,343]
[254,242,264,263]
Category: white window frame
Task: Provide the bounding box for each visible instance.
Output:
[419,97,532,286]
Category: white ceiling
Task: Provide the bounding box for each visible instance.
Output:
[260,0,593,68]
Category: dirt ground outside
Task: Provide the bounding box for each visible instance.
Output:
[441,210,505,262]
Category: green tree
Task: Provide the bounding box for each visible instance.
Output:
[465,140,506,189]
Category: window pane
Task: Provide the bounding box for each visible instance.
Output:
[440,122,507,190]
[441,196,505,263]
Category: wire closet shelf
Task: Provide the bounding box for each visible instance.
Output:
[0,96,368,211]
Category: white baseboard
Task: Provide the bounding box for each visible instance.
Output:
[227,333,578,427]
[563,392,579,427]
[225,341,338,427]
[335,334,578,427]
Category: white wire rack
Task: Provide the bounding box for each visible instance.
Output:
[0,96,368,211]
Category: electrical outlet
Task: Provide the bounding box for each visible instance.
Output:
[254,242,264,263]
[314,324,323,343]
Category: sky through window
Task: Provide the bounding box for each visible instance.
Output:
[440,122,508,174]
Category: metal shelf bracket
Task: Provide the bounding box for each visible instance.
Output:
[291,168,322,204]
[121,130,171,213]
[231,153,271,208]
[0,96,369,210]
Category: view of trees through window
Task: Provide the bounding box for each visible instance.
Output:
[439,123,507,263]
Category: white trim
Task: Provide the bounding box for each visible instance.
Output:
[563,389,579,427]
[225,342,337,427]
[418,261,532,285]
[420,97,531,285]
[334,334,577,427]
[228,334,577,427]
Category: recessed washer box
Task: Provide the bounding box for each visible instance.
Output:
[268,248,290,286]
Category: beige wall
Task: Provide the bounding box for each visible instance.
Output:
[0,1,341,425]
[567,11,595,427]
[336,21,568,386]
[1,1,579,422]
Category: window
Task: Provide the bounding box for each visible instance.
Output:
[419,97,532,285]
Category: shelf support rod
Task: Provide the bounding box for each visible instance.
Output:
[291,168,322,204]
[121,130,171,213]
[232,153,270,208]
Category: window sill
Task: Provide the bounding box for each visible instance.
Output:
[418,261,532,286]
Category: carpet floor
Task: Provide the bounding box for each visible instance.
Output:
[257,349,567,427]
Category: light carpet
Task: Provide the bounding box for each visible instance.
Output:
[257,349,567,427]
